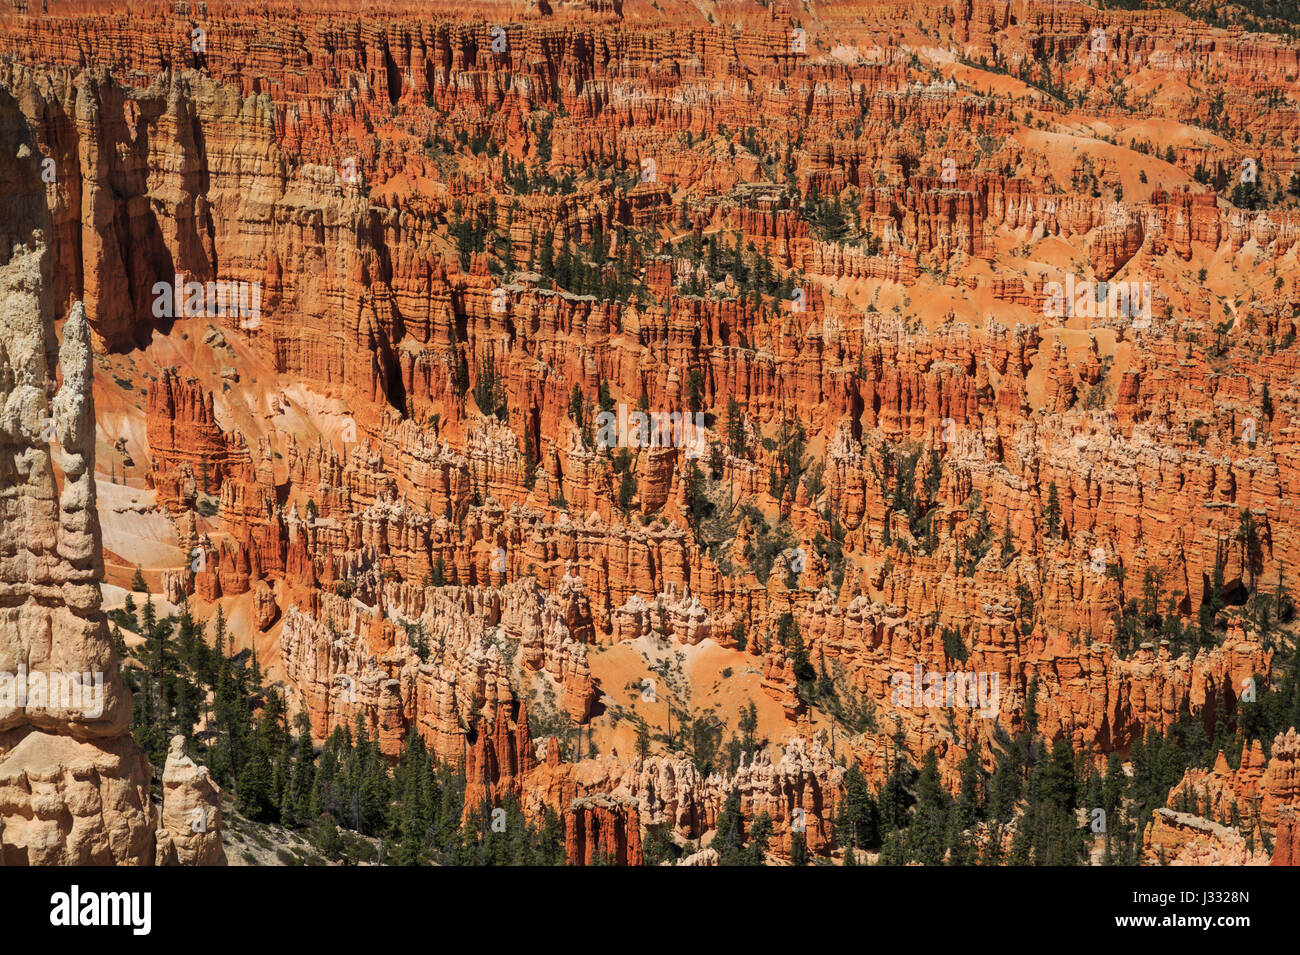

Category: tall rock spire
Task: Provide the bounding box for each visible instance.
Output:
[0,85,155,864]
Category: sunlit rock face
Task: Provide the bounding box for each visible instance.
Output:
[0,92,153,864]
[2,0,1300,863]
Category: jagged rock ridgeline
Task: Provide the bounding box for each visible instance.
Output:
[279,576,598,761]
[4,0,1300,865]
[457,699,842,864]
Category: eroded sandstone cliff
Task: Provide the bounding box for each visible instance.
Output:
[4,0,1300,864]
[0,91,154,862]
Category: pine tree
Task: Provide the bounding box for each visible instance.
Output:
[907,749,950,864]
[538,229,554,277]
[396,731,431,865]
[877,830,907,865]
[523,429,538,488]
[284,710,317,828]
[569,383,584,426]
[1044,481,1062,538]
[618,469,636,510]
[636,722,650,759]
[789,831,809,866]
[725,398,747,455]
[1029,737,1086,865]
[840,764,879,849]
[137,595,155,639]
[739,701,759,753]
[878,735,912,832]
[743,813,773,865]
[236,732,276,821]
[213,605,228,659]
[713,790,747,865]
[686,370,705,412]
[776,614,814,683]
[955,751,984,830]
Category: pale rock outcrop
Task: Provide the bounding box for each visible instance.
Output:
[0,95,154,864]
[677,846,719,866]
[1142,808,1270,866]
[157,735,226,866]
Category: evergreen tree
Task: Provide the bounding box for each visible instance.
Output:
[569,383,584,426]
[789,831,809,866]
[907,749,951,865]
[236,735,277,821]
[1044,481,1062,538]
[838,764,880,849]
[618,469,636,511]
[714,790,747,865]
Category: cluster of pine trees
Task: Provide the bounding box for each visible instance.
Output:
[829,647,1300,866]
[531,224,647,301]
[829,686,1095,867]
[112,566,1299,866]
[116,596,565,865]
[872,444,943,555]
[675,230,799,306]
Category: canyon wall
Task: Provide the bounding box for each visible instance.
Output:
[3,0,1299,861]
